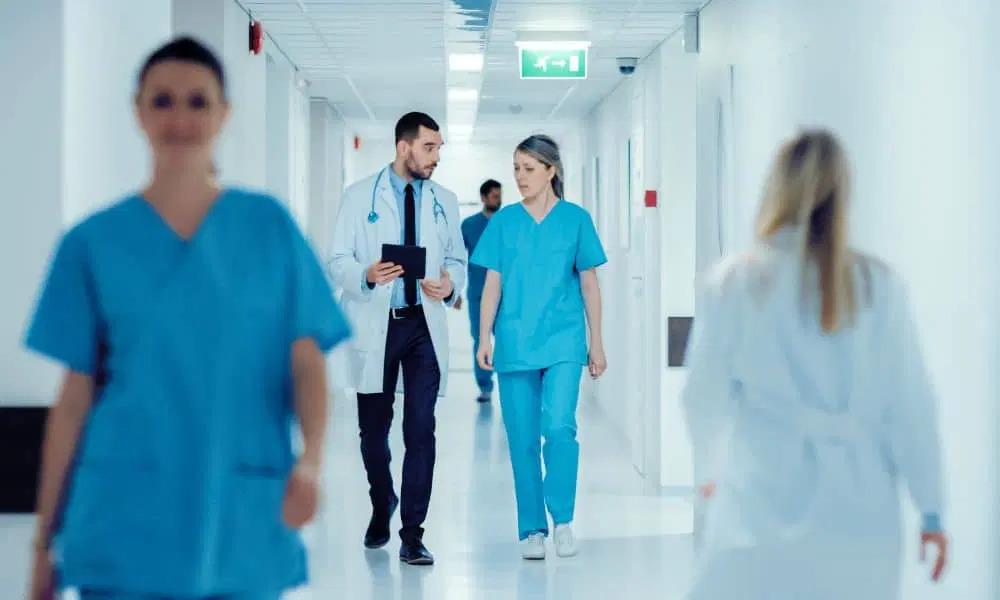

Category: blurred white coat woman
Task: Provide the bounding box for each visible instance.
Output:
[683,130,949,600]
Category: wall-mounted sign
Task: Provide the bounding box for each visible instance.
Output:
[519,47,587,79]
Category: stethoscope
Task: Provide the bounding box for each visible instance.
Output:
[367,166,451,251]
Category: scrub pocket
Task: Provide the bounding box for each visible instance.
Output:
[539,235,575,268]
[217,464,302,588]
[60,460,166,579]
[494,318,523,370]
[231,464,291,550]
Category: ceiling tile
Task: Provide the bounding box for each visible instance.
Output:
[251,0,707,137]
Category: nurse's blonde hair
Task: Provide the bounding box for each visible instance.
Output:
[756,129,856,333]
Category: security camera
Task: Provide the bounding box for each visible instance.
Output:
[616,57,638,75]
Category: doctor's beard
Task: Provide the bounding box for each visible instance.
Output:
[405,156,437,180]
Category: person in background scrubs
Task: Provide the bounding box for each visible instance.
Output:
[461,179,503,402]
[25,37,350,600]
[473,135,607,560]
[682,130,949,600]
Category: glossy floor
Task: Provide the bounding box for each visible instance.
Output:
[0,333,696,599]
[288,369,696,599]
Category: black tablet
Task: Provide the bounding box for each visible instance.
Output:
[381,244,427,280]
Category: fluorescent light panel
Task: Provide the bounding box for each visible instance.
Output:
[447,124,474,141]
[449,53,484,72]
[447,87,479,102]
[447,104,477,119]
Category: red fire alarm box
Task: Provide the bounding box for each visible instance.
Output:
[644,190,657,208]
[249,20,265,55]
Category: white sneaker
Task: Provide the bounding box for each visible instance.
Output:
[520,532,546,560]
[554,524,578,557]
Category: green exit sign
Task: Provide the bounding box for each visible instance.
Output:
[520,48,588,80]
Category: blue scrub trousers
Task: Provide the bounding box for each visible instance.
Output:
[497,362,582,540]
[467,295,494,394]
[79,591,279,599]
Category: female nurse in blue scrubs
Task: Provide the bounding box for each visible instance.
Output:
[472,135,607,560]
[25,37,350,600]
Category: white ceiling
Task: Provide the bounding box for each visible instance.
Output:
[241,0,707,142]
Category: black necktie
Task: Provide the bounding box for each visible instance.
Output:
[404,183,418,306]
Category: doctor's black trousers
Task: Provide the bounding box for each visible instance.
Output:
[357,307,440,544]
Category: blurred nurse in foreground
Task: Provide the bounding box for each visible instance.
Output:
[25,37,349,599]
[682,130,949,599]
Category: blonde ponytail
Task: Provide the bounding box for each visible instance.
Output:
[756,130,855,332]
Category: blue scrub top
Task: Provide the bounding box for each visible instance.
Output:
[24,188,351,596]
[461,211,490,300]
[471,201,606,373]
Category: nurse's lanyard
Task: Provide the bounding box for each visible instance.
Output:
[367,166,451,252]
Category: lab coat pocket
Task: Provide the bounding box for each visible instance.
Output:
[343,298,380,351]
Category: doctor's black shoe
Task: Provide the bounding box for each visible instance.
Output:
[364,495,399,549]
[400,539,435,565]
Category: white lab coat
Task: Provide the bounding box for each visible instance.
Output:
[682,227,944,600]
[327,169,467,395]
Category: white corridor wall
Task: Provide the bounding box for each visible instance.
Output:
[697,1,1000,598]
[63,0,172,224]
[265,51,312,227]
[173,0,267,190]
[1,0,68,407]
[1,0,173,407]
[309,101,347,254]
[657,34,698,491]
[580,76,635,455]
[579,41,701,492]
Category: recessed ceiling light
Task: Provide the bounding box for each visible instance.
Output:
[447,88,479,102]
[449,53,484,72]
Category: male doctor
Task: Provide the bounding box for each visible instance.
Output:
[329,112,466,565]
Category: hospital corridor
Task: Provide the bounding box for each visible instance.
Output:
[1,1,999,599]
